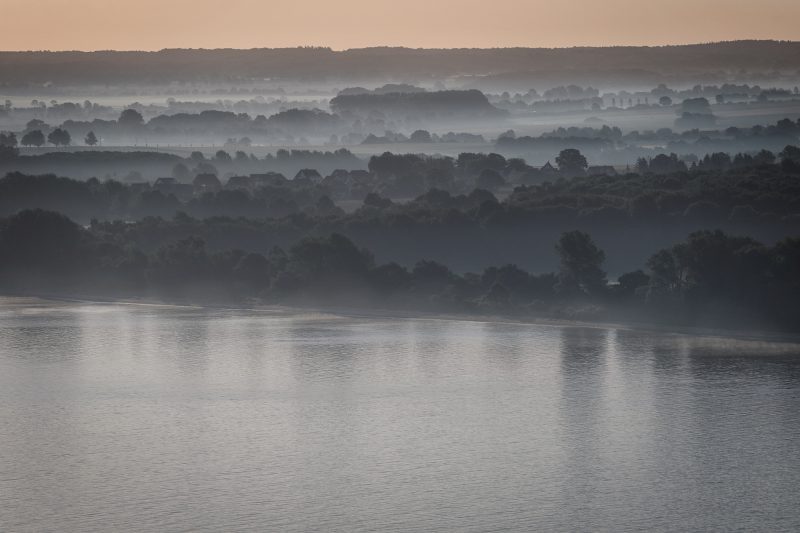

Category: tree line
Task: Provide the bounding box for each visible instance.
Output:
[0,208,797,332]
[2,145,798,225]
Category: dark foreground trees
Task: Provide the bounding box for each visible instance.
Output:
[640,230,800,328]
[0,209,798,332]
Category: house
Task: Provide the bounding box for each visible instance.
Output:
[225,175,254,191]
[153,177,193,201]
[587,165,618,177]
[251,172,288,188]
[294,168,323,183]
[348,170,373,184]
[540,161,559,176]
[126,181,151,193]
[322,169,350,197]
[153,177,177,188]
[193,173,222,194]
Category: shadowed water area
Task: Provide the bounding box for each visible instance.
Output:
[1,298,799,532]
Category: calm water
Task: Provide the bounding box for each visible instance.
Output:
[1,299,800,532]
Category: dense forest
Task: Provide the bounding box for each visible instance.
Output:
[0,142,799,274]
[1,208,797,332]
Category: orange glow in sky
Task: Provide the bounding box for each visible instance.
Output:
[1,0,799,51]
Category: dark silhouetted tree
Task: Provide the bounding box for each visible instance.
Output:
[555,230,606,296]
[214,150,232,163]
[21,130,45,147]
[119,108,144,127]
[555,148,588,175]
[0,132,18,147]
[409,130,432,143]
[47,128,71,146]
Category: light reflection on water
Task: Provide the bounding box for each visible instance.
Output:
[1,299,799,532]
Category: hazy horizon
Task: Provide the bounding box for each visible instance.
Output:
[3,2,800,533]
[2,0,800,51]
[2,40,800,53]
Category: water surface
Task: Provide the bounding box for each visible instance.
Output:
[1,298,799,532]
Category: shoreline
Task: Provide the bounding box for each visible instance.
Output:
[3,291,800,347]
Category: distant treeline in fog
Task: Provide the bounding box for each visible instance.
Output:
[0,145,365,181]
[0,114,800,179]
[3,112,798,172]
[496,117,800,162]
[1,100,504,146]
[1,209,798,332]
[2,42,800,84]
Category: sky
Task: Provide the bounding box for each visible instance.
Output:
[2,0,799,51]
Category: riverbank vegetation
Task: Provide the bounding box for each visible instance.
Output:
[1,208,797,332]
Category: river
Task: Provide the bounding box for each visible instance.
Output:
[1,298,799,531]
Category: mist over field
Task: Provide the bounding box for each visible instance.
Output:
[3,2,800,529]
[0,41,800,316]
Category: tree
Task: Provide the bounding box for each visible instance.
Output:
[118,108,144,126]
[617,270,649,298]
[0,145,17,160]
[26,119,47,131]
[555,230,606,296]
[370,262,411,292]
[497,129,516,141]
[412,260,453,287]
[753,149,776,166]
[475,168,506,192]
[171,163,191,181]
[148,237,212,288]
[779,145,800,163]
[363,192,393,209]
[646,246,687,302]
[21,130,45,147]
[47,128,71,146]
[409,129,432,143]
[647,153,687,175]
[482,264,531,298]
[0,133,18,159]
[214,150,232,162]
[287,233,373,287]
[555,148,588,175]
[233,252,271,289]
[0,209,86,275]
[0,132,18,147]
[481,282,511,306]
[680,97,712,115]
[84,131,98,146]
[698,152,732,171]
